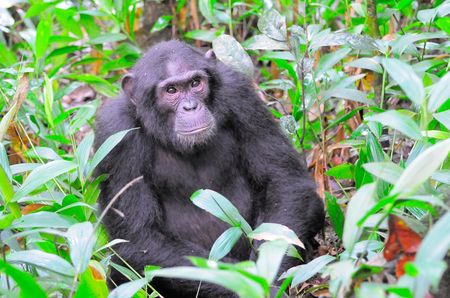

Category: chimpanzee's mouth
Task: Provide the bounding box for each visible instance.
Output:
[177,125,210,135]
[176,119,215,136]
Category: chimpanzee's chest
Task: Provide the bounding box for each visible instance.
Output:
[149,136,255,253]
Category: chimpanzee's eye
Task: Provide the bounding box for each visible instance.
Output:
[166,86,177,94]
[191,78,201,88]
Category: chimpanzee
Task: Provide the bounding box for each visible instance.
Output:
[94,40,324,297]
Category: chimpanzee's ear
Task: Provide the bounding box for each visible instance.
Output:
[205,49,216,60]
[122,73,134,93]
[122,74,136,105]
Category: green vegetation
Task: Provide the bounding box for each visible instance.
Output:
[0,0,449,297]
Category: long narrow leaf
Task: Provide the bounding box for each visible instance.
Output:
[13,160,77,200]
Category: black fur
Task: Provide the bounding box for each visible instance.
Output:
[94,40,324,297]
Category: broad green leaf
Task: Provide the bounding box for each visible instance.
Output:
[366,110,422,140]
[392,139,450,197]
[414,211,450,288]
[287,255,335,287]
[391,32,446,56]
[35,16,51,58]
[249,223,304,248]
[0,213,15,229]
[256,240,289,284]
[363,162,404,185]
[11,211,76,229]
[67,222,96,273]
[43,74,54,127]
[325,163,354,180]
[322,88,373,105]
[7,250,75,276]
[343,183,377,251]
[191,189,252,234]
[243,35,289,50]
[25,147,61,160]
[0,164,14,202]
[185,29,223,42]
[88,33,127,44]
[416,211,450,264]
[108,278,148,298]
[257,9,287,41]
[417,8,438,24]
[323,260,355,296]
[381,58,425,105]
[0,259,47,298]
[315,48,352,78]
[74,262,108,298]
[13,160,77,200]
[345,57,383,73]
[209,227,243,261]
[152,267,264,298]
[76,132,94,178]
[11,163,40,175]
[88,128,136,177]
[0,103,17,141]
[428,72,450,112]
[325,193,344,240]
[0,143,11,180]
[434,110,450,130]
[212,34,254,78]
[151,15,172,33]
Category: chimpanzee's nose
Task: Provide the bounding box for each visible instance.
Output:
[183,100,198,111]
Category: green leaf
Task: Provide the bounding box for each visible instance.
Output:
[0,164,14,202]
[67,222,96,273]
[151,15,172,33]
[7,250,75,276]
[345,58,383,74]
[257,9,287,41]
[74,263,108,298]
[88,128,136,177]
[185,29,223,42]
[152,267,264,298]
[381,58,425,105]
[315,48,352,78]
[190,189,252,234]
[322,88,373,105]
[366,110,422,140]
[0,102,18,141]
[76,132,94,178]
[325,193,344,240]
[363,161,404,185]
[343,183,377,251]
[256,240,289,284]
[0,213,15,229]
[13,160,77,200]
[0,259,47,298]
[414,211,450,287]
[43,74,54,128]
[434,110,450,130]
[11,211,76,229]
[249,223,304,248]
[243,35,289,50]
[287,255,335,287]
[212,34,254,78]
[325,163,354,180]
[35,16,52,58]
[209,227,243,261]
[428,72,450,112]
[391,139,450,197]
[88,33,127,44]
[108,278,148,298]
